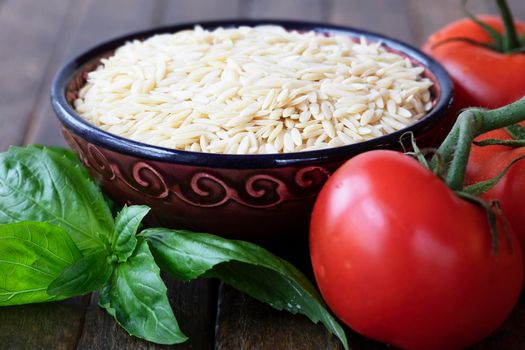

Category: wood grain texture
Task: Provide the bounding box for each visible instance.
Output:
[329,0,414,42]
[0,0,73,150]
[156,0,242,25]
[0,296,90,350]
[407,0,492,45]
[216,284,525,350]
[0,1,90,349]
[244,0,325,21]
[77,278,216,350]
[215,284,343,350]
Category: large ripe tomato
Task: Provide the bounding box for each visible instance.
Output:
[310,150,523,350]
[423,16,525,110]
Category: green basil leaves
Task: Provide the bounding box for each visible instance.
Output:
[0,146,348,350]
[140,228,349,350]
[99,238,187,345]
[47,251,114,298]
[0,146,113,254]
[112,205,150,262]
[0,222,82,305]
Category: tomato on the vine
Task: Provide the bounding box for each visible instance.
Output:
[423,1,525,242]
[310,150,523,350]
[423,16,525,110]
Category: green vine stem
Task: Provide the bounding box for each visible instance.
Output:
[496,0,521,51]
[431,96,525,191]
[436,0,525,53]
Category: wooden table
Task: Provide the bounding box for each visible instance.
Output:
[1,0,525,349]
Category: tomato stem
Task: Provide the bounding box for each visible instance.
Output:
[463,0,503,47]
[475,97,525,133]
[424,97,525,255]
[432,97,525,191]
[505,124,525,139]
[455,191,500,252]
[496,0,521,51]
[430,37,497,51]
[463,154,525,196]
[454,0,524,54]
[474,138,525,147]
[494,200,514,253]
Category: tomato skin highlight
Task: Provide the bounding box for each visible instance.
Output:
[310,150,523,350]
[423,16,525,110]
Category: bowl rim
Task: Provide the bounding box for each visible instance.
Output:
[51,19,454,169]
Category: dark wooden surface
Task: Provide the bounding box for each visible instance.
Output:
[1,0,525,349]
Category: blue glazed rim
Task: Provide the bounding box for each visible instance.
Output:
[51,19,454,169]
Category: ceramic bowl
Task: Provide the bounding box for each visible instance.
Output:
[51,20,453,240]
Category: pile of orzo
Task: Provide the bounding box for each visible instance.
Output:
[74,25,434,154]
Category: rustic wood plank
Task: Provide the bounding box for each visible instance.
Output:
[329,0,415,42]
[215,284,344,350]
[77,278,217,350]
[407,0,492,45]
[213,239,388,350]
[156,0,242,25]
[0,0,73,151]
[216,283,525,350]
[0,2,93,349]
[0,296,90,350]
[244,0,325,21]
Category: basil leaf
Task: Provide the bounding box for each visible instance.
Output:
[99,238,187,345]
[113,205,150,263]
[47,251,114,297]
[0,146,114,254]
[0,222,82,306]
[140,228,348,350]
[31,145,79,162]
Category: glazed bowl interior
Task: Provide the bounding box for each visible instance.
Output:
[51,20,453,240]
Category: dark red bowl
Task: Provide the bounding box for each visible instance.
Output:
[51,19,454,240]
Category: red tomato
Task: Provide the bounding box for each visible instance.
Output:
[310,150,523,350]
[423,16,525,110]
[466,125,525,250]
[424,14,525,259]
